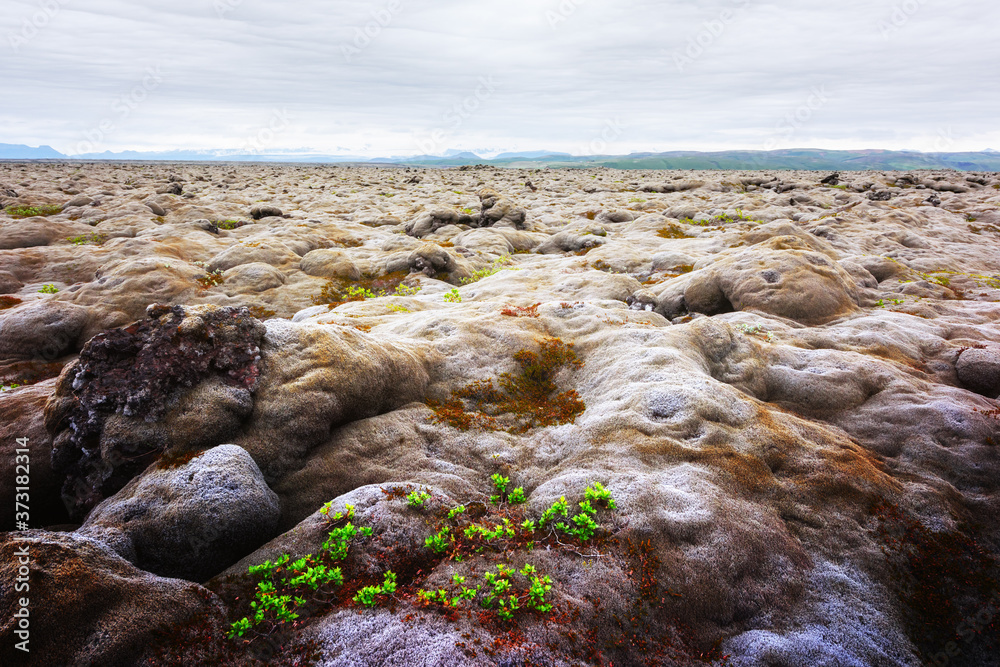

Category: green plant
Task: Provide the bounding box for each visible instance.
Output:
[312,271,421,309]
[447,505,466,520]
[38,284,59,294]
[406,490,431,509]
[5,204,62,219]
[444,288,462,303]
[491,474,509,496]
[459,255,516,285]
[425,526,453,554]
[214,219,245,230]
[68,232,107,246]
[509,487,527,504]
[585,481,617,509]
[229,503,371,640]
[353,571,397,606]
[540,497,569,528]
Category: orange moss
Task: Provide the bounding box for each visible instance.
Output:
[427,337,585,434]
[245,305,277,320]
[156,449,205,470]
[500,303,540,318]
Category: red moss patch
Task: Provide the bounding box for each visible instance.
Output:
[0,295,22,310]
[873,500,1000,664]
[500,303,540,318]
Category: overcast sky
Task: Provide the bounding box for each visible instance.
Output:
[2,0,998,157]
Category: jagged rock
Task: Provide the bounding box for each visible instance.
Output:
[45,304,267,520]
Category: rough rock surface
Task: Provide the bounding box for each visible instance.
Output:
[0,164,998,666]
[0,531,229,666]
[78,444,281,582]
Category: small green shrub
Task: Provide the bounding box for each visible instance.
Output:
[406,490,431,509]
[229,502,372,640]
[491,474,509,496]
[38,284,59,294]
[509,487,527,504]
[425,527,453,554]
[353,571,397,606]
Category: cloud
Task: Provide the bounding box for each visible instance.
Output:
[1,0,998,156]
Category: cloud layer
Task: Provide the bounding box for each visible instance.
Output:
[2,0,998,156]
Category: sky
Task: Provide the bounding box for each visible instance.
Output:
[2,0,998,157]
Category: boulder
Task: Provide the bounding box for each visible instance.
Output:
[0,300,88,360]
[956,347,1000,398]
[249,204,284,219]
[79,444,281,581]
[46,304,266,520]
[681,236,861,324]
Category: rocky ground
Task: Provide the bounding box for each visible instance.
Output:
[0,162,999,666]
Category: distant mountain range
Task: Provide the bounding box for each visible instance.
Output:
[2,143,1000,171]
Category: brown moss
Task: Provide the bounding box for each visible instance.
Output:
[245,305,278,320]
[312,270,411,309]
[197,270,225,289]
[428,337,585,434]
[657,224,693,239]
[0,295,23,310]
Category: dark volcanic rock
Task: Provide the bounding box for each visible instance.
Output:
[249,204,284,219]
[45,304,267,520]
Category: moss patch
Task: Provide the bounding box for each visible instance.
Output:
[428,337,585,434]
[5,204,63,219]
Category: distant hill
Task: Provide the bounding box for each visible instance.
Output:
[4,143,1000,170]
[0,143,66,159]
